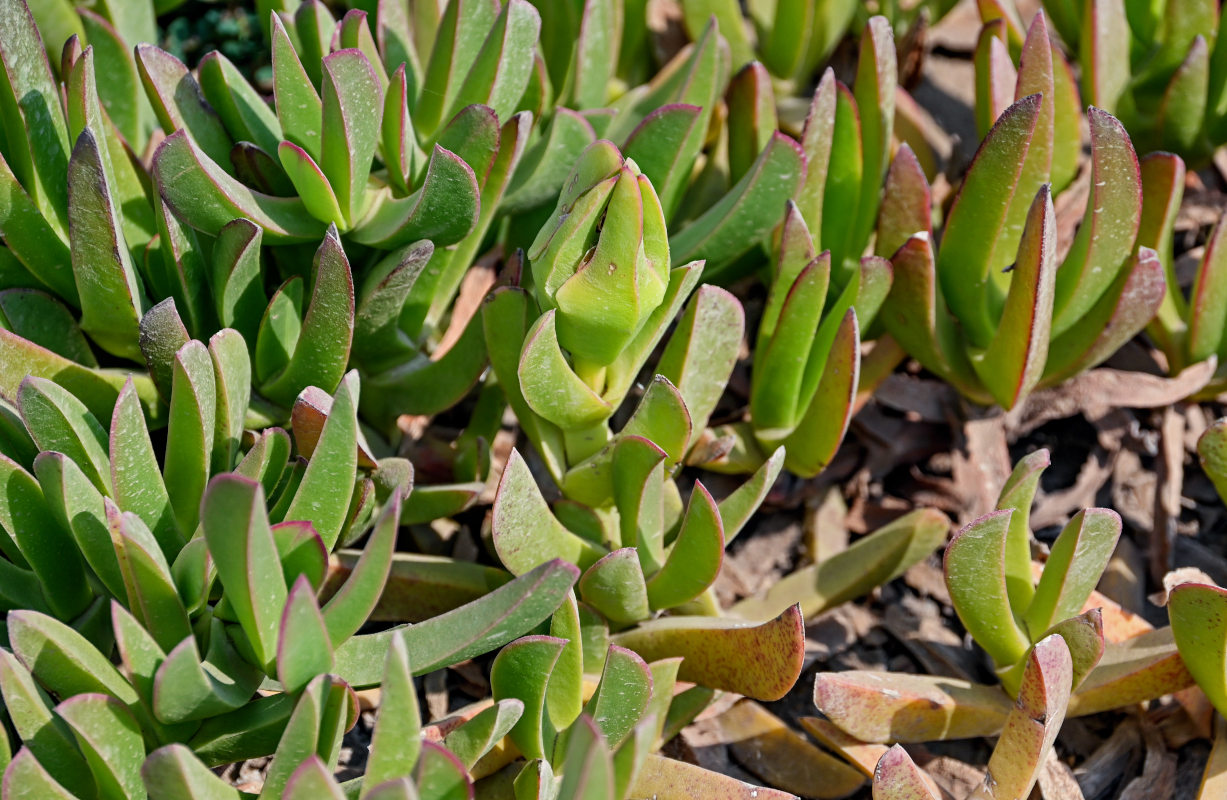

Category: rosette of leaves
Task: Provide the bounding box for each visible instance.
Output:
[690,201,891,478]
[869,635,1073,800]
[23,0,161,148]
[486,139,733,486]
[878,16,1165,409]
[146,0,537,340]
[811,450,1195,746]
[1041,0,1227,161]
[505,15,826,285]
[5,624,540,797]
[489,440,809,702]
[1125,152,1227,392]
[480,598,798,798]
[0,331,583,782]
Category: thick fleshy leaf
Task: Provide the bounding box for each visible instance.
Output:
[1052,108,1142,337]
[332,558,581,687]
[580,549,651,626]
[281,371,359,549]
[364,633,421,791]
[33,452,122,601]
[1,748,78,799]
[814,669,1013,743]
[875,144,931,260]
[794,70,836,240]
[726,62,777,187]
[782,308,860,477]
[492,449,606,574]
[995,448,1047,614]
[945,510,1032,667]
[141,744,245,799]
[851,16,896,255]
[56,693,144,800]
[322,490,400,645]
[444,0,540,125]
[260,230,355,407]
[645,483,723,610]
[1189,219,1227,364]
[152,131,323,242]
[1139,151,1188,364]
[752,257,831,433]
[198,51,281,156]
[937,94,1042,348]
[1170,582,1227,718]
[1158,36,1209,155]
[631,755,797,800]
[152,618,261,724]
[491,635,568,760]
[414,741,472,800]
[977,635,1071,800]
[872,746,942,800]
[1200,419,1227,503]
[0,649,96,798]
[611,605,804,700]
[1042,247,1166,385]
[353,240,433,369]
[201,475,287,670]
[733,508,947,621]
[163,340,216,537]
[0,290,89,365]
[623,104,705,221]
[0,0,71,237]
[974,20,1017,138]
[412,0,499,140]
[136,44,232,168]
[350,145,480,248]
[1024,509,1121,636]
[0,455,91,619]
[1081,0,1131,113]
[442,699,524,771]
[321,49,382,226]
[1067,626,1193,717]
[109,505,193,652]
[670,134,806,280]
[18,376,109,495]
[968,184,1057,409]
[68,127,146,360]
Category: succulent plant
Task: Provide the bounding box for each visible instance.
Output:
[484,599,795,798]
[812,450,1194,745]
[869,634,1072,800]
[1042,0,1227,162]
[1125,152,1227,389]
[878,14,1165,409]
[0,330,581,787]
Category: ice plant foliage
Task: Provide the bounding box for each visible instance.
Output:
[812,451,1194,748]
[1042,0,1227,162]
[879,13,1165,409]
[5,0,1227,795]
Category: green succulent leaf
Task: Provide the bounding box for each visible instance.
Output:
[493,449,607,574]
[201,475,287,671]
[141,744,245,799]
[1023,509,1121,637]
[333,558,581,687]
[1170,582,1227,719]
[611,605,804,700]
[670,133,806,281]
[580,548,651,627]
[968,185,1057,409]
